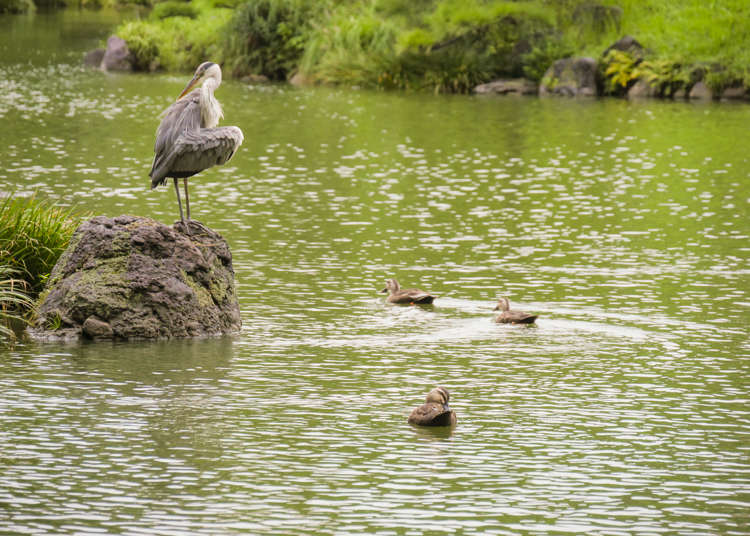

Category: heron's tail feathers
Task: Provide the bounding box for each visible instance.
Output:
[150,175,167,189]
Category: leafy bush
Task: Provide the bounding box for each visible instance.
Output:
[120,6,231,71]
[222,0,313,80]
[118,20,162,70]
[602,49,640,94]
[150,1,199,20]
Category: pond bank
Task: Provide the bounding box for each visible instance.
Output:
[86,0,750,101]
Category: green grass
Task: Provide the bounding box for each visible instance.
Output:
[114,0,750,94]
[0,194,83,298]
[0,266,34,344]
[0,194,84,343]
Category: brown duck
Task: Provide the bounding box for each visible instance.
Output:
[380,279,436,305]
[494,297,538,324]
[408,386,457,427]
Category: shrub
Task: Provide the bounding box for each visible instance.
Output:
[222,0,313,80]
[150,1,199,20]
[118,20,162,70]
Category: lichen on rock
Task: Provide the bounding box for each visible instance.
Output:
[31,215,241,341]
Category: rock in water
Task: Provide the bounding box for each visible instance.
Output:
[100,35,133,72]
[32,216,241,341]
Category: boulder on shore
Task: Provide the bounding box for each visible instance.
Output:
[539,57,598,97]
[31,215,241,341]
[473,78,538,96]
[100,35,133,72]
[83,48,105,69]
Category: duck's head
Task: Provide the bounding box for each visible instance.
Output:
[380,278,400,294]
[425,386,451,411]
[493,297,510,312]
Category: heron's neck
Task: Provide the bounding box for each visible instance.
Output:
[200,78,223,128]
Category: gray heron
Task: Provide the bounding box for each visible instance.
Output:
[149,61,244,231]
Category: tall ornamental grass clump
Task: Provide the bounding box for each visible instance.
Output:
[0,195,82,298]
[222,0,313,80]
[0,266,34,343]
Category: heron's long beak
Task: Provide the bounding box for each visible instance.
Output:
[380,288,387,294]
[177,74,201,100]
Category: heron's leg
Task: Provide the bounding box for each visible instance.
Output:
[173,178,185,223]
[183,178,191,221]
[173,178,189,235]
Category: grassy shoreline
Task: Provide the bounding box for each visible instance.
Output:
[102,0,750,97]
[0,194,85,344]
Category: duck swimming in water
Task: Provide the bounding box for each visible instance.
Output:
[380,278,436,305]
[494,297,538,324]
[408,386,457,427]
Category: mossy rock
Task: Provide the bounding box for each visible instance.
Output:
[539,57,598,97]
[31,215,241,341]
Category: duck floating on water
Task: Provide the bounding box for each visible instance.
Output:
[494,297,538,324]
[408,386,457,427]
[380,278,436,305]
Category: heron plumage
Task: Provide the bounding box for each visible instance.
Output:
[149,62,243,227]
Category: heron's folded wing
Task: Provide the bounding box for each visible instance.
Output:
[165,126,244,175]
[153,90,202,155]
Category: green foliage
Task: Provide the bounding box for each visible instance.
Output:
[300,0,556,92]
[118,20,161,70]
[704,65,750,94]
[637,58,691,97]
[222,0,313,80]
[119,4,231,71]
[522,38,574,81]
[0,194,83,298]
[0,0,35,13]
[0,266,34,345]
[301,8,399,87]
[602,49,639,94]
[150,1,199,20]
[113,0,750,94]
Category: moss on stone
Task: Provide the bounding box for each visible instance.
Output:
[180,269,214,309]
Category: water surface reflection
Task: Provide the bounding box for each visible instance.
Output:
[1,10,749,536]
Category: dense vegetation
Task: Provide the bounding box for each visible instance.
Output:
[6,0,746,95]
[109,0,750,95]
[0,195,84,343]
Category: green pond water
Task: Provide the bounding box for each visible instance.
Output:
[1,9,749,536]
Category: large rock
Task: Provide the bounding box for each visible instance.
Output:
[473,78,538,96]
[83,48,105,68]
[539,57,598,97]
[627,79,657,99]
[100,35,133,72]
[602,35,644,59]
[32,216,241,341]
[688,81,713,100]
